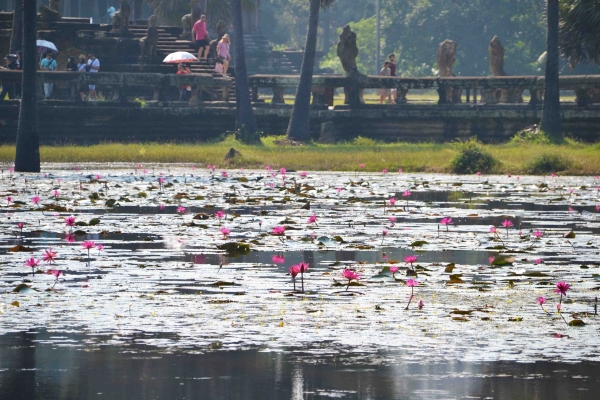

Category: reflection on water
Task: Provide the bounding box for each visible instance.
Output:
[0,330,598,400]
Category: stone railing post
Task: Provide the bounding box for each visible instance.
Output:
[437,80,447,105]
[310,86,329,110]
[190,84,205,107]
[272,83,285,104]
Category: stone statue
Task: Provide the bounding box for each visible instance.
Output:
[39,0,62,22]
[483,36,523,104]
[436,39,461,103]
[112,0,132,35]
[180,0,203,40]
[336,25,364,106]
[140,16,159,58]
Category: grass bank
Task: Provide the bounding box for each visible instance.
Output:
[0,137,599,175]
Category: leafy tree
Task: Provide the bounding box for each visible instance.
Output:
[286,0,335,142]
[9,0,22,53]
[559,0,600,68]
[14,0,40,172]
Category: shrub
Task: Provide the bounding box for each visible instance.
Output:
[509,128,551,144]
[449,138,498,174]
[526,153,572,174]
[352,136,379,146]
[231,125,262,145]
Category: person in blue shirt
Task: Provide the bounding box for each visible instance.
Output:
[40,52,57,99]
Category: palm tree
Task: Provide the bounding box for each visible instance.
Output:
[14,0,40,172]
[231,0,258,141]
[9,0,22,53]
[540,0,562,142]
[559,0,600,67]
[286,0,335,142]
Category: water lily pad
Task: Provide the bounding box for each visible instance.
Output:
[8,245,34,252]
[491,255,515,266]
[217,242,250,257]
[568,319,586,327]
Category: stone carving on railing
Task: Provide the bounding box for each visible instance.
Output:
[336,25,365,107]
[112,0,132,37]
[482,36,524,104]
[181,0,203,40]
[140,16,159,59]
[436,39,461,103]
[39,0,62,23]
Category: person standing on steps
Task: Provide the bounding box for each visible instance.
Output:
[0,54,16,102]
[86,52,100,101]
[65,56,77,100]
[216,34,231,77]
[77,54,88,101]
[388,53,397,103]
[378,61,391,104]
[40,52,57,100]
[176,63,191,101]
[192,15,209,62]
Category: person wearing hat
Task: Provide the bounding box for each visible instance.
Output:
[40,52,57,100]
[216,34,231,77]
[86,52,100,101]
[65,56,77,100]
[0,54,17,102]
[77,54,88,101]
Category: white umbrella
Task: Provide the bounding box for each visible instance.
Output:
[36,40,58,54]
[163,51,197,64]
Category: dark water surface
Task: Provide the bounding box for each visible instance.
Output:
[0,331,598,400]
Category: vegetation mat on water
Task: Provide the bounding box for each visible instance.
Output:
[0,136,599,175]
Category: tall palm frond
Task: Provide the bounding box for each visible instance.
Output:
[559,0,600,67]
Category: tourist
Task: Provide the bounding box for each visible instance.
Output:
[65,56,77,100]
[40,52,57,100]
[77,54,87,101]
[105,6,116,23]
[0,54,16,102]
[176,63,191,101]
[388,53,397,102]
[378,61,391,104]
[87,52,100,101]
[192,15,209,61]
[216,34,231,77]
[14,50,22,98]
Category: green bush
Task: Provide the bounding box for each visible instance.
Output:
[352,136,379,146]
[449,138,498,174]
[526,153,573,174]
[509,128,551,144]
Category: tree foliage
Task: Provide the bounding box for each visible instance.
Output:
[559,0,600,67]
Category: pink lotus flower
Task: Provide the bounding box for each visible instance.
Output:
[159,204,166,210]
[389,216,396,223]
[300,171,307,177]
[220,227,231,237]
[342,269,361,291]
[65,233,76,243]
[17,222,23,229]
[389,197,397,206]
[42,248,57,264]
[402,190,411,197]
[25,257,40,269]
[6,196,12,205]
[359,163,365,169]
[8,167,13,173]
[389,266,398,278]
[32,196,40,205]
[398,169,403,173]
[533,230,544,238]
[557,303,562,311]
[554,281,570,296]
[488,256,495,264]
[215,211,225,220]
[404,255,418,266]
[279,167,286,175]
[308,215,317,224]
[265,165,271,171]
[382,229,388,236]
[272,255,285,264]
[96,244,104,252]
[382,169,388,174]
[221,171,228,177]
[177,206,186,214]
[501,219,513,228]
[533,258,543,265]
[489,226,497,233]
[52,190,60,198]
[272,226,285,235]
[418,299,424,309]
[82,241,95,250]
[65,215,76,227]
[406,278,418,287]
[476,171,482,176]
[596,205,600,211]
[289,265,300,278]
[158,177,165,184]
[440,217,453,231]
[336,187,342,193]
[46,269,63,278]
[405,279,419,309]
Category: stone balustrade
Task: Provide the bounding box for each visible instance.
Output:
[0,71,231,105]
[248,74,600,107]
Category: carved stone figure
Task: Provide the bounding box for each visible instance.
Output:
[335,25,365,106]
[39,0,62,22]
[180,0,202,40]
[140,16,159,58]
[483,36,523,104]
[112,0,132,35]
[436,39,461,103]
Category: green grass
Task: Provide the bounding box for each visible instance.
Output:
[0,136,599,175]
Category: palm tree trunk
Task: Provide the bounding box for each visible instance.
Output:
[9,0,23,53]
[286,0,320,142]
[14,0,40,172]
[231,0,258,138]
[540,0,562,142]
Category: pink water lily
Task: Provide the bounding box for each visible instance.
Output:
[489,226,497,234]
[418,299,424,309]
[501,219,513,237]
[65,215,76,227]
[440,217,453,232]
[533,258,543,265]
[554,281,570,296]
[402,190,411,197]
[405,279,419,309]
[82,241,96,263]
[96,244,105,252]
[25,257,40,275]
[220,227,231,237]
[389,197,397,206]
[382,169,388,174]
[221,171,228,177]
[359,163,365,169]
[272,255,285,264]
[42,248,57,264]
[295,262,309,293]
[65,233,76,243]
[46,269,64,288]
[342,269,361,291]
[537,296,547,306]
[177,206,186,214]
[6,196,12,205]
[308,215,317,224]
[289,264,300,291]
[300,171,307,177]
[533,230,544,238]
[389,266,399,278]
[404,255,418,269]
[272,226,285,235]
[31,196,40,205]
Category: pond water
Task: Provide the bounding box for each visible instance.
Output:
[1,166,600,398]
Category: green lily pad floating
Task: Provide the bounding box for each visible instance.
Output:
[317,236,337,247]
[563,230,576,239]
[89,218,101,226]
[448,274,465,284]
[410,240,429,247]
[508,317,523,322]
[216,242,250,257]
[8,244,34,252]
[444,263,456,273]
[105,199,116,207]
[210,281,236,287]
[13,284,37,294]
[370,266,393,279]
[332,280,365,287]
[491,255,515,266]
[568,319,586,327]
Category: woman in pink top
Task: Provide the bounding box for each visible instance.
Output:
[192,15,209,61]
[216,34,231,76]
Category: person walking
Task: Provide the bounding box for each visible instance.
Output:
[216,34,231,77]
[77,54,87,101]
[176,63,191,101]
[192,15,209,62]
[0,54,16,102]
[378,61,391,104]
[65,56,77,100]
[86,52,100,101]
[388,54,397,103]
[40,52,57,100]
[14,50,22,98]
